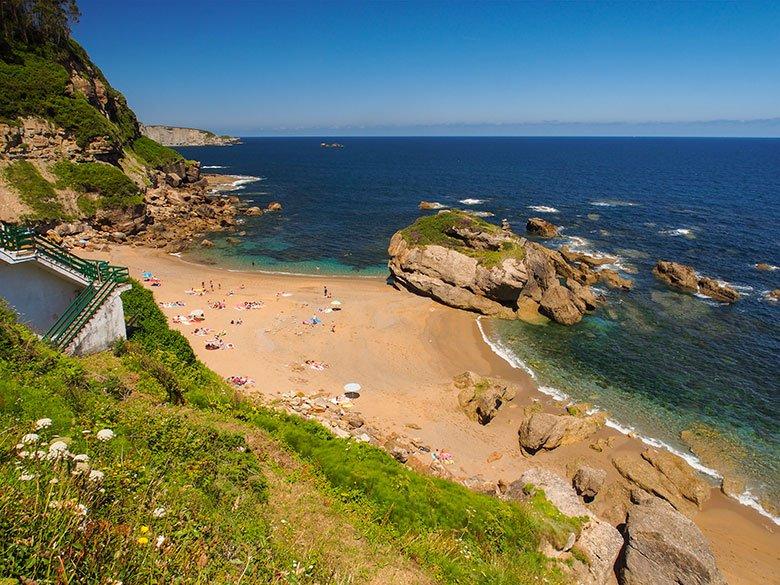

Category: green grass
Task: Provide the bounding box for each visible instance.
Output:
[1,160,64,220]
[53,160,143,210]
[130,136,183,169]
[401,211,525,268]
[0,282,580,583]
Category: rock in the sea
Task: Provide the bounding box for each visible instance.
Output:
[526,217,560,238]
[573,465,607,500]
[201,239,214,248]
[653,261,699,293]
[454,371,516,425]
[599,268,633,291]
[619,498,726,585]
[419,201,446,210]
[766,288,780,301]
[653,261,740,303]
[754,262,773,271]
[517,408,606,455]
[388,211,605,325]
[611,449,710,516]
[266,201,283,212]
[697,277,739,303]
[244,206,263,216]
[514,468,624,585]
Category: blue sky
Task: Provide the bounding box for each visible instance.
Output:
[73,0,780,136]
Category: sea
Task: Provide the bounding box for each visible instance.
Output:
[176,137,780,521]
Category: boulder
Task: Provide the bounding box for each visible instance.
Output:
[419,201,446,210]
[697,277,739,303]
[766,289,780,301]
[611,449,710,516]
[526,217,560,238]
[620,498,726,585]
[573,465,607,500]
[453,371,516,425]
[200,239,214,248]
[518,408,606,454]
[539,284,584,325]
[599,269,633,291]
[653,261,699,293]
[754,262,773,271]
[266,202,283,212]
[244,206,263,216]
[165,172,182,188]
[515,468,624,585]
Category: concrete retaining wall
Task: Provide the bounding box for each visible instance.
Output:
[69,285,130,356]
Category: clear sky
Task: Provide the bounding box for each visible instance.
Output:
[73,0,780,136]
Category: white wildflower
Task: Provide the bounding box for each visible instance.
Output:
[88,469,104,482]
[49,478,59,484]
[35,418,52,429]
[47,440,69,460]
[96,429,115,441]
[15,443,23,450]
[73,461,91,476]
[17,450,28,459]
[152,507,166,518]
[20,472,35,481]
[76,504,88,516]
[73,453,90,462]
[21,433,40,444]
[34,450,46,460]
[155,535,165,548]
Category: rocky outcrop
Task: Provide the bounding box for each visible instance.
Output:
[619,498,726,585]
[388,211,607,325]
[653,261,740,303]
[453,371,516,425]
[140,125,240,146]
[512,468,624,585]
[517,408,606,454]
[611,449,710,517]
[599,268,633,290]
[766,289,780,301]
[419,201,446,210]
[526,217,559,238]
[0,117,119,162]
[573,465,607,500]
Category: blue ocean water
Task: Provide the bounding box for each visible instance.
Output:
[178,137,780,517]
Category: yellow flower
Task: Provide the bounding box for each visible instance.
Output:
[140,525,149,534]
[137,537,149,545]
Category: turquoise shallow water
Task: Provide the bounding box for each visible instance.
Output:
[179,137,780,520]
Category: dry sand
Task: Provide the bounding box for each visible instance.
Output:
[88,244,778,584]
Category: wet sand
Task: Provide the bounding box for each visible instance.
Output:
[88,244,778,584]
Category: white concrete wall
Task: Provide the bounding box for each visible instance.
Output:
[69,286,130,356]
[0,260,84,333]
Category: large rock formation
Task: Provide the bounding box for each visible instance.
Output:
[453,371,516,425]
[611,449,710,517]
[619,498,726,585]
[511,468,624,585]
[517,407,606,454]
[653,261,740,303]
[140,125,240,146]
[526,217,560,238]
[388,211,612,325]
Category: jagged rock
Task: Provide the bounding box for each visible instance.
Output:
[573,466,607,500]
[419,201,446,210]
[244,206,263,216]
[514,468,624,585]
[559,246,616,268]
[539,284,583,325]
[266,202,283,212]
[526,217,560,238]
[454,371,516,425]
[201,239,214,248]
[697,277,739,303]
[343,412,364,429]
[599,268,633,291]
[462,475,501,496]
[755,262,773,271]
[165,173,182,187]
[766,289,780,301]
[517,408,606,454]
[620,498,726,585]
[653,261,699,292]
[611,449,710,517]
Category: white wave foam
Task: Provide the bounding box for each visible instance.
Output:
[528,205,559,213]
[231,175,263,190]
[475,316,780,525]
[202,165,227,169]
[459,198,485,205]
[471,211,494,217]
[590,200,638,207]
[659,228,696,238]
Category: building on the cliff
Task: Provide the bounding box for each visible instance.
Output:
[0,223,130,355]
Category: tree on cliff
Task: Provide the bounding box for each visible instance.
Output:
[0,0,80,48]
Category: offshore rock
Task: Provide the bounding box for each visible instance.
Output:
[599,268,633,291]
[653,261,740,303]
[697,277,740,303]
[526,217,560,238]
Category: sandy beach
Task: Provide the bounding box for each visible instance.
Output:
[87,244,778,584]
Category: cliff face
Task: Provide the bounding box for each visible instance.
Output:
[140,125,240,146]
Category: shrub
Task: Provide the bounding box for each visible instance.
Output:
[2,160,64,220]
[53,160,142,209]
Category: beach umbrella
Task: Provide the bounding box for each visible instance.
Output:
[142,271,153,279]
[343,382,361,393]
[330,300,342,306]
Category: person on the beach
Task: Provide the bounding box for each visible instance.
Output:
[324,286,328,297]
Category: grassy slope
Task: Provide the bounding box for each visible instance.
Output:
[0,160,64,220]
[401,211,526,268]
[0,283,579,583]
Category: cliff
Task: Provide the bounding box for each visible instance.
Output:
[140,124,240,146]
[0,13,237,249]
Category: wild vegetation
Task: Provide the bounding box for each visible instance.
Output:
[53,160,143,211]
[130,136,183,169]
[0,282,579,583]
[1,160,64,220]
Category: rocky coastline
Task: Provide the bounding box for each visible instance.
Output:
[140,124,240,147]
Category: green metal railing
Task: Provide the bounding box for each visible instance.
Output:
[1,222,129,351]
